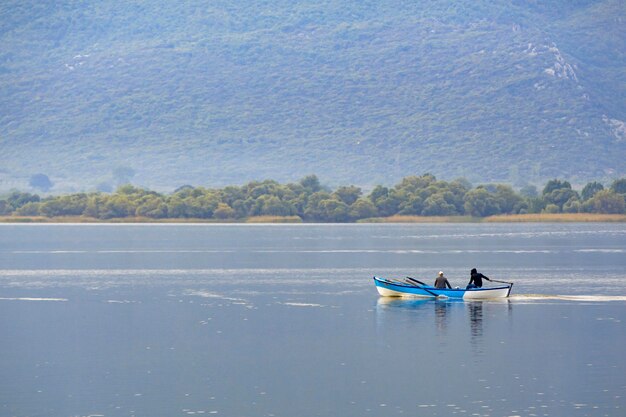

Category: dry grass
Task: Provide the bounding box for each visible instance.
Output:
[363,215,477,223]
[364,213,626,223]
[484,213,626,222]
[2,213,625,224]
[0,216,51,223]
[0,216,234,223]
[245,215,303,223]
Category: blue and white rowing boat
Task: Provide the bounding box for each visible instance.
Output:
[373,276,513,299]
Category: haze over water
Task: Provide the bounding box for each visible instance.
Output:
[1,223,625,416]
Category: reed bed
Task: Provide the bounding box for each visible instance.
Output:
[484,213,626,222]
[2,213,624,223]
[364,215,477,223]
[245,216,303,223]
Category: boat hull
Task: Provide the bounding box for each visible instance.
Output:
[373,276,512,299]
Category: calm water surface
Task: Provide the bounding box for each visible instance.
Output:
[0,223,625,417]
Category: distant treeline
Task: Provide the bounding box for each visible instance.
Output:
[1,175,626,222]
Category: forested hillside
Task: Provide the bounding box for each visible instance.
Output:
[1,1,625,192]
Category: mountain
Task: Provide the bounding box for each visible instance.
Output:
[1,0,625,192]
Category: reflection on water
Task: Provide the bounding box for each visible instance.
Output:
[375,297,518,360]
[468,301,484,357]
[434,300,448,334]
[374,295,432,311]
[468,301,483,337]
[375,297,508,345]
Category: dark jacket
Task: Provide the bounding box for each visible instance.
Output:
[468,271,490,288]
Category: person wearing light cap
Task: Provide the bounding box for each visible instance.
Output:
[434,271,452,289]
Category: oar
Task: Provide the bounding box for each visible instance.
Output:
[405,276,427,286]
[489,278,514,285]
[387,278,411,286]
[487,278,514,297]
[406,276,439,298]
[379,277,417,288]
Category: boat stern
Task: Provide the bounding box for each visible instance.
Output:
[463,285,512,299]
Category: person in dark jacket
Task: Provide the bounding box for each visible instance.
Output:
[434,271,452,289]
[467,268,491,289]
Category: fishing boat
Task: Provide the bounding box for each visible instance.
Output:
[373,276,513,299]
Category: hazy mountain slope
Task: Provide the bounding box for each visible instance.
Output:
[0,0,624,192]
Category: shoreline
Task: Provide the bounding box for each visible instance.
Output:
[1,213,626,224]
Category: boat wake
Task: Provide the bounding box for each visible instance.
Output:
[511,294,626,302]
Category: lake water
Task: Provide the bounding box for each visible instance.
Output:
[0,223,625,417]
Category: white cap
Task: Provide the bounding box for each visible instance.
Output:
[438,271,444,276]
